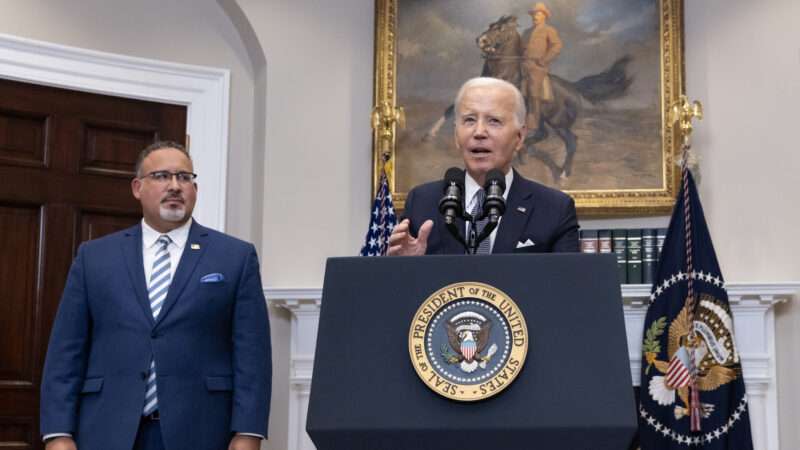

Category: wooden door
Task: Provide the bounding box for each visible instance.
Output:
[0,78,186,449]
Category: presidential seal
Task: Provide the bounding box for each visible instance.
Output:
[408,282,528,401]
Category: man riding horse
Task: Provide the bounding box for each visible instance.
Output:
[424,10,633,183]
[522,2,562,140]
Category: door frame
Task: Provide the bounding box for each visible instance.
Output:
[0,33,229,230]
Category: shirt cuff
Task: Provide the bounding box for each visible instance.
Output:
[235,432,265,439]
[43,433,72,442]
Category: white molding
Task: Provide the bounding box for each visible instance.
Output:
[266,282,798,450]
[0,33,230,230]
[267,288,323,302]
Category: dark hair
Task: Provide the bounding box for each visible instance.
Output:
[135,140,191,177]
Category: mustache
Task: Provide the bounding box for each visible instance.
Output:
[161,194,184,203]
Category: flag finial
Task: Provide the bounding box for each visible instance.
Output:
[671,94,703,151]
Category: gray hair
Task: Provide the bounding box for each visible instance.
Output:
[135,140,191,177]
[454,77,526,128]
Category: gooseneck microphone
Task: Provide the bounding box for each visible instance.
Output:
[438,167,465,225]
[438,167,468,251]
[482,169,507,224]
[469,169,507,253]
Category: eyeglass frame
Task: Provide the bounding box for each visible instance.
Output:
[138,170,198,184]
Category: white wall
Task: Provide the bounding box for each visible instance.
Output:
[237,0,375,287]
[233,3,375,443]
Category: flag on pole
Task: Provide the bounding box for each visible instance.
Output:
[638,169,753,449]
[359,169,396,256]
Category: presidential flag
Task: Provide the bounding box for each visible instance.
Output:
[359,169,396,256]
[638,169,753,449]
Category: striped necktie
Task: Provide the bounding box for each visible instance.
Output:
[469,189,492,254]
[143,235,171,415]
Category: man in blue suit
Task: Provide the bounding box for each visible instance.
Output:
[388,77,578,255]
[40,141,270,450]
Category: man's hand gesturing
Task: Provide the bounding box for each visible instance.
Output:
[387,219,433,256]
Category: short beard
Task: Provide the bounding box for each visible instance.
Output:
[159,205,186,222]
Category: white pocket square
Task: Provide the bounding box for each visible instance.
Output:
[516,239,535,248]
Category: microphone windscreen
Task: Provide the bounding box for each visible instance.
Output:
[443,167,465,190]
[484,169,506,191]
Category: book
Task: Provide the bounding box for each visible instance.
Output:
[580,229,598,253]
[612,229,628,284]
[598,230,613,254]
[656,227,668,262]
[642,229,658,284]
[626,229,643,284]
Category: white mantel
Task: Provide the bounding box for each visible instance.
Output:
[266,283,798,450]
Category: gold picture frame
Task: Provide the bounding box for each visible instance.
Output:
[372,0,685,216]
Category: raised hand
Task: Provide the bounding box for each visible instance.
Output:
[387,219,433,256]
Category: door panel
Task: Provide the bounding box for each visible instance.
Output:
[0,108,48,168]
[0,77,187,449]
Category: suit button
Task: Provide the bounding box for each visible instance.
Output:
[151,331,158,338]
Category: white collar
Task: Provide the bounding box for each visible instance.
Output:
[141,218,192,250]
[465,169,514,206]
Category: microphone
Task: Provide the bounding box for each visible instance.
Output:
[438,167,465,225]
[482,169,506,224]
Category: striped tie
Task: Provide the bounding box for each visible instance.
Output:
[143,235,171,415]
[469,189,492,254]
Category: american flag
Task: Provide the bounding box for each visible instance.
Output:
[359,170,396,256]
[665,347,694,388]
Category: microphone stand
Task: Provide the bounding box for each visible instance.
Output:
[445,219,469,252]
[465,212,477,255]
[466,212,499,255]
[445,211,478,255]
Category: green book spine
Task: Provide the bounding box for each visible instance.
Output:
[612,229,628,284]
[656,227,668,268]
[626,229,643,284]
[642,229,658,284]
[598,230,613,254]
[580,229,599,253]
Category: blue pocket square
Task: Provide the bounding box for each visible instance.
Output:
[200,273,225,283]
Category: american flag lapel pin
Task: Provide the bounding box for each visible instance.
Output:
[191,243,200,250]
[517,206,527,213]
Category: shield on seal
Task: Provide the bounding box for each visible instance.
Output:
[461,339,476,361]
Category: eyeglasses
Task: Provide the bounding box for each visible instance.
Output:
[139,170,197,184]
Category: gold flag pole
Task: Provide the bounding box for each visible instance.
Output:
[670,95,703,154]
[371,100,405,184]
[670,94,705,431]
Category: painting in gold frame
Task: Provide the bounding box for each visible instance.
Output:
[372,0,685,216]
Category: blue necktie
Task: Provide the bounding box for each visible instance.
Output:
[469,189,492,254]
[143,235,171,415]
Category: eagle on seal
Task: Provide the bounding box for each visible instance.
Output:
[445,311,496,373]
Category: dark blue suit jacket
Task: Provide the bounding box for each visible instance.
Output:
[404,171,579,254]
[40,221,271,450]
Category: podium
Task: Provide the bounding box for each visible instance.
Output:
[307,254,636,450]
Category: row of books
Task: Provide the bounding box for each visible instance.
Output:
[579,228,668,285]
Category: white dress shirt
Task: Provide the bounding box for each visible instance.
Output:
[141,218,191,282]
[464,169,514,253]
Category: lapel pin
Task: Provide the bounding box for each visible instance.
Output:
[191,243,200,250]
[517,206,527,213]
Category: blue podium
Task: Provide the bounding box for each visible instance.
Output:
[307,254,636,450]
